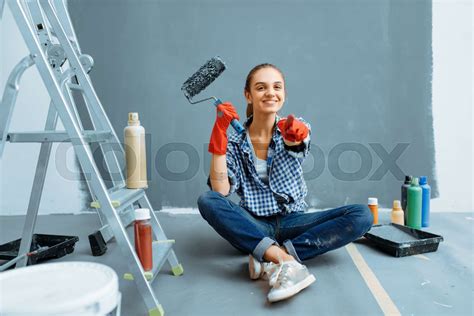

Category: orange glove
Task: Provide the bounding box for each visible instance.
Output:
[208,102,240,155]
[277,114,309,143]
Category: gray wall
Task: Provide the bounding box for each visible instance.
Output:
[68,0,437,209]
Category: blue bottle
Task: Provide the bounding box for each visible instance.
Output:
[419,176,431,227]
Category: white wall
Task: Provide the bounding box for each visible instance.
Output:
[0,1,472,214]
[0,2,87,215]
[431,0,473,211]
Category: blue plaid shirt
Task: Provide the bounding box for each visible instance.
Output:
[208,115,312,217]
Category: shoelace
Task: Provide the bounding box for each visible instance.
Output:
[263,262,277,276]
[275,263,290,285]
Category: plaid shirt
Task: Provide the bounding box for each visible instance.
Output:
[208,115,311,217]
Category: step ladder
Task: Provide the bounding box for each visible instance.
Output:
[0,1,183,315]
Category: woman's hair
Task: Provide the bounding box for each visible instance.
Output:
[244,63,285,118]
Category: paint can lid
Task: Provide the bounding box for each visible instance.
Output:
[419,176,427,185]
[0,262,119,314]
[135,208,150,220]
[368,197,378,205]
[404,175,413,184]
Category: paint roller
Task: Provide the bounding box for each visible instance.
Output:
[181,56,245,134]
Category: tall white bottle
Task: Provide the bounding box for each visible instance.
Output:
[124,113,148,189]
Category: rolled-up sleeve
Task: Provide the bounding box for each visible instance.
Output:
[225,142,241,195]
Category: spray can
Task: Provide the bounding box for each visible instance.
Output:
[401,175,412,224]
[125,113,148,189]
[407,177,422,229]
[368,197,378,225]
[390,200,404,225]
[134,208,153,271]
[419,176,431,227]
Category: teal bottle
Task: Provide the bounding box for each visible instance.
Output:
[407,177,422,229]
[419,176,431,227]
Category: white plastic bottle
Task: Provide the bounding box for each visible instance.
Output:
[391,200,404,225]
[124,112,148,189]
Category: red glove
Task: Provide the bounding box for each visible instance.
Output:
[208,102,240,155]
[277,114,309,143]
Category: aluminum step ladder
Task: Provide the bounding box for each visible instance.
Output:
[0,1,183,315]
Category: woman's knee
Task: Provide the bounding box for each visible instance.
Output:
[352,204,374,235]
[197,190,226,219]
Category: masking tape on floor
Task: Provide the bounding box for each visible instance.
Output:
[345,243,401,316]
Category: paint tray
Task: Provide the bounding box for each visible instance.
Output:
[0,234,79,268]
[363,223,443,257]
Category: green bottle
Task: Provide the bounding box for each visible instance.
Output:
[407,177,422,229]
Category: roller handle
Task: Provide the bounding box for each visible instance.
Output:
[214,98,245,134]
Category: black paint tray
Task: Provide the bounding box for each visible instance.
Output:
[363,223,443,257]
[0,234,79,268]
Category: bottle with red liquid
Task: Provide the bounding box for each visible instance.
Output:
[134,208,153,271]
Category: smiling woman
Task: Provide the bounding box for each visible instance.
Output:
[197,63,373,303]
[244,64,286,119]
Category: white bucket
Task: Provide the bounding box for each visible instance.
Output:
[0,261,121,316]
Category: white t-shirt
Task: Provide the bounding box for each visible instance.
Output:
[247,133,269,185]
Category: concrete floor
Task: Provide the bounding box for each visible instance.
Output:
[0,211,472,316]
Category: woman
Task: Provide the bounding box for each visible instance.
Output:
[197,63,373,303]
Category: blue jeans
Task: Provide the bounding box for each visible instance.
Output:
[197,190,373,262]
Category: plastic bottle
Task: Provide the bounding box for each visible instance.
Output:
[419,176,431,227]
[134,208,153,271]
[368,197,378,225]
[125,113,148,189]
[401,175,412,224]
[407,178,422,229]
[390,200,404,225]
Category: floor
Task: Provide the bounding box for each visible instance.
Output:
[0,211,472,316]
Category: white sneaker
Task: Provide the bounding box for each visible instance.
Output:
[248,255,279,284]
[267,261,316,303]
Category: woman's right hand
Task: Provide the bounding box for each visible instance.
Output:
[208,102,240,155]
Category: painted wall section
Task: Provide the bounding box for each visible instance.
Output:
[68,0,438,210]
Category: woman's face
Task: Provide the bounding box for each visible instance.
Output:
[245,67,285,116]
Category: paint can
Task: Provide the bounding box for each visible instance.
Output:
[0,261,121,315]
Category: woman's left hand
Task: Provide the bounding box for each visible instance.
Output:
[277,114,309,145]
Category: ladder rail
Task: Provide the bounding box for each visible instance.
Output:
[52,0,82,52]
[13,2,84,267]
[50,0,132,235]
[16,103,58,267]
[0,56,35,158]
[39,0,126,158]
[50,0,127,187]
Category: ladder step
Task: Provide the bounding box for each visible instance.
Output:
[91,189,144,212]
[123,240,175,282]
[109,188,145,212]
[149,240,175,283]
[6,131,112,143]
